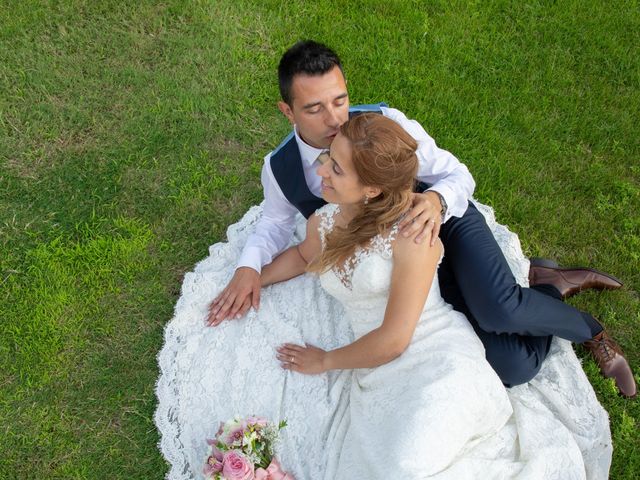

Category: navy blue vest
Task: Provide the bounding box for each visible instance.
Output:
[270,103,388,219]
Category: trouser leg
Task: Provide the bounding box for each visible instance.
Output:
[438,259,553,386]
[437,202,602,386]
[477,329,552,388]
[438,203,602,342]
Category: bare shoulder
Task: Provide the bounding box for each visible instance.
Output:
[307,212,321,232]
[393,232,443,264]
[305,213,322,243]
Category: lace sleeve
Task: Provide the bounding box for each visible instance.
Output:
[315,204,340,250]
[369,222,399,260]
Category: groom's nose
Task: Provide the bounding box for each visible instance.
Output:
[325,106,341,128]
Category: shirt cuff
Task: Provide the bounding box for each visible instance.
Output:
[236,246,269,274]
[426,185,466,223]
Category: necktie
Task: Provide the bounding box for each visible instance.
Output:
[316,150,330,165]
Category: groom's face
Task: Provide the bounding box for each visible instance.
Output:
[278,66,349,149]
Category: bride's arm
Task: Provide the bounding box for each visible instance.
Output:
[260,213,322,287]
[278,235,442,373]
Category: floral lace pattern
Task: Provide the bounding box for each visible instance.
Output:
[155,200,612,480]
[317,204,398,290]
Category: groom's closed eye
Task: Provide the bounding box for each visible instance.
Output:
[333,94,348,106]
[302,101,323,113]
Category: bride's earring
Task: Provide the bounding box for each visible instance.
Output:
[364,195,369,205]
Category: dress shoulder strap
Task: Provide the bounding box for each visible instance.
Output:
[315,204,340,249]
[369,222,401,260]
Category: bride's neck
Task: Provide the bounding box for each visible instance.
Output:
[336,202,360,225]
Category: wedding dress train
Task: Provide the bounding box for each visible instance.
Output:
[155,200,612,479]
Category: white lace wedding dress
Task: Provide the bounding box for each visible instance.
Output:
[155,201,612,480]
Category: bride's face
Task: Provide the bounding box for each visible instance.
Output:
[317,133,376,207]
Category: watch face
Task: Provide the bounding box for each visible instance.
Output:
[437,192,447,214]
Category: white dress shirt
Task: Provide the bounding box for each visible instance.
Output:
[237,106,476,273]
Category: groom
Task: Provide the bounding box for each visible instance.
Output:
[208,40,635,397]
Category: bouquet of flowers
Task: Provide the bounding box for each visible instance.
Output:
[203,416,294,480]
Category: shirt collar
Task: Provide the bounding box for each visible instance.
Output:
[294,125,326,166]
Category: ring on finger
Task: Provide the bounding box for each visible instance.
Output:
[290,356,295,363]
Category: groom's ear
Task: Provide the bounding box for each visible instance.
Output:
[278,101,295,125]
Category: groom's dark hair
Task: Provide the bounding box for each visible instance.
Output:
[278,40,343,106]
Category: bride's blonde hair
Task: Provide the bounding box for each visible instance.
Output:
[308,113,418,273]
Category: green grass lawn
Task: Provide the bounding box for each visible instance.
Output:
[1,0,638,478]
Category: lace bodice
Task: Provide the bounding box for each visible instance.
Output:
[315,203,446,339]
[317,204,397,291]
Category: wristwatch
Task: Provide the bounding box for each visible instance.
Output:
[434,191,448,222]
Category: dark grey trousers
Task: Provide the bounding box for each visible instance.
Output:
[438,202,602,387]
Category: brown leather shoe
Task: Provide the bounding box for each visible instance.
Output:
[584,331,636,398]
[528,258,623,299]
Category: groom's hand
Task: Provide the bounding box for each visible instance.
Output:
[399,191,443,246]
[207,267,261,326]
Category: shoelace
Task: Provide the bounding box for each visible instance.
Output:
[595,338,615,362]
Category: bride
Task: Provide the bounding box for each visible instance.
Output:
[155,113,612,479]
[266,112,511,478]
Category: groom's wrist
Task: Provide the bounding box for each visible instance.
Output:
[425,190,447,221]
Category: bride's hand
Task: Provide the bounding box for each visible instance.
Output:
[277,343,327,375]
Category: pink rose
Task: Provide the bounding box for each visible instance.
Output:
[255,458,295,480]
[222,450,254,480]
